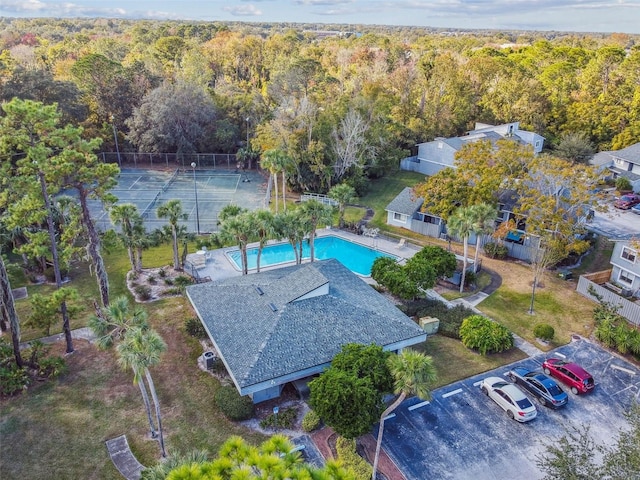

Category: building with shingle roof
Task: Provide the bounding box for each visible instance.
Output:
[186,259,427,403]
[591,142,640,192]
[402,121,545,177]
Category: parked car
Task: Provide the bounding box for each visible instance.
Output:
[542,359,595,395]
[613,194,640,210]
[632,203,640,215]
[480,376,537,422]
[507,367,568,409]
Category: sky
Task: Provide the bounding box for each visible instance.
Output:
[1,0,639,34]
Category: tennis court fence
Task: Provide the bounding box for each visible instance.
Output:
[100,152,239,169]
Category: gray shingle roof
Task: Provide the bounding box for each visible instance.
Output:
[186,259,425,391]
[385,187,423,215]
[612,142,640,164]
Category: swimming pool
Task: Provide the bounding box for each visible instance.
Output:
[226,235,397,276]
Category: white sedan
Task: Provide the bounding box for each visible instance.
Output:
[480,376,537,422]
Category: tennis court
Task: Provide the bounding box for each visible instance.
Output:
[90,168,266,233]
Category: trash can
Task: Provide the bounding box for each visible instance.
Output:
[203,351,215,370]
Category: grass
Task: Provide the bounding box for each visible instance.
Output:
[415,335,527,389]
[358,170,426,229]
[1,296,267,479]
[476,258,597,349]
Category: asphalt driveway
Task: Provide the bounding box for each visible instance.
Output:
[378,339,640,480]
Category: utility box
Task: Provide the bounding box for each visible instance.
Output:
[558,269,573,280]
[203,351,215,370]
[419,317,440,335]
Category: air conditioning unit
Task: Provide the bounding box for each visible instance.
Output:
[621,287,633,298]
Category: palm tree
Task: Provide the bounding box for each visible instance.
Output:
[469,203,497,273]
[328,183,356,228]
[110,203,146,273]
[274,211,306,265]
[219,211,256,275]
[372,350,437,480]
[261,149,281,213]
[117,326,168,457]
[252,209,275,273]
[89,296,158,440]
[157,200,188,270]
[447,206,478,293]
[299,200,333,262]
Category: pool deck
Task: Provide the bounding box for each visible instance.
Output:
[187,228,418,284]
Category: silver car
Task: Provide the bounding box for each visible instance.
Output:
[481,376,537,422]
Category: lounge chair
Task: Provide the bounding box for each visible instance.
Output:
[397,238,406,248]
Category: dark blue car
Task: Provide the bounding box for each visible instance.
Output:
[507,367,568,409]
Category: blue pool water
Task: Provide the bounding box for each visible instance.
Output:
[226,235,396,276]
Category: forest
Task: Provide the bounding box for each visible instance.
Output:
[1,17,639,195]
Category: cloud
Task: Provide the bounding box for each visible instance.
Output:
[295,0,354,5]
[0,1,180,19]
[223,4,263,17]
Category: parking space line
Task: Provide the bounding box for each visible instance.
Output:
[473,381,482,387]
[408,401,430,411]
[611,364,636,375]
[554,352,566,359]
[442,388,463,398]
[383,413,396,421]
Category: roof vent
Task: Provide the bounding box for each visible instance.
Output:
[268,303,278,312]
[255,286,264,295]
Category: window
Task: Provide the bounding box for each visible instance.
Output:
[393,212,407,223]
[438,141,443,149]
[619,270,634,286]
[621,247,637,263]
[535,140,541,148]
[421,215,439,224]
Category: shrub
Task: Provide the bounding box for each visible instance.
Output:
[0,364,30,395]
[147,275,157,285]
[134,284,152,300]
[533,323,555,341]
[483,242,508,259]
[214,386,254,421]
[37,356,67,378]
[302,409,322,432]
[174,275,194,290]
[459,315,514,355]
[615,176,632,193]
[400,299,475,339]
[158,268,167,278]
[335,436,373,480]
[259,406,298,430]
[162,287,182,296]
[184,317,208,339]
[164,278,174,286]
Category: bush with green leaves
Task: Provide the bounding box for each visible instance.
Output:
[214,385,254,421]
[259,406,298,429]
[615,176,632,193]
[594,304,640,359]
[174,275,194,291]
[134,284,152,300]
[483,242,508,259]
[302,409,321,432]
[184,317,208,339]
[0,363,30,395]
[399,298,476,339]
[533,323,555,341]
[335,436,373,480]
[459,315,514,355]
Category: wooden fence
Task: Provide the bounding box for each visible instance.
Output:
[576,270,640,326]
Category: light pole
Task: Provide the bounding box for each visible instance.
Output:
[245,117,250,147]
[110,115,121,167]
[191,162,200,234]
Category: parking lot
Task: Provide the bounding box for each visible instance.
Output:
[587,200,640,240]
[379,339,640,480]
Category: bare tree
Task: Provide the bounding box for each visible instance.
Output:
[331,109,371,182]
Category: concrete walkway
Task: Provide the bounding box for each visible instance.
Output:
[19,326,97,350]
[105,435,145,480]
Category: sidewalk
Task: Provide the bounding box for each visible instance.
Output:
[19,326,97,350]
